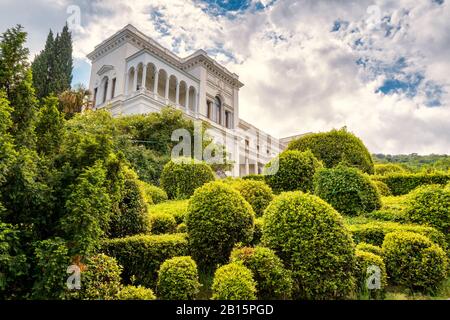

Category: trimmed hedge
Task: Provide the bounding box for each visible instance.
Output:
[374,163,406,176]
[382,231,448,292]
[138,181,168,204]
[157,256,200,300]
[347,221,447,250]
[101,233,189,288]
[355,242,383,256]
[117,285,156,300]
[264,150,322,193]
[230,180,274,217]
[211,263,257,300]
[314,166,382,215]
[230,246,293,300]
[242,174,265,182]
[149,212,177,235]
[160,158,215,200]
[405,185,450,235]
[262,191,356,299]
[372,180,392,196]
[148,200,189,225]
[176,223,187,233]
[186,181,255,268]
[355,250,387,299]
[250,217,264,246]
[372,172,450,196]
[287,128,374,174]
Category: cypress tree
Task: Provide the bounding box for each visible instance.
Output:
[31,30,54,99]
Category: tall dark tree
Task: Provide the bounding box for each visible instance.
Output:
[31,31,54,99]
[53,24,73,94]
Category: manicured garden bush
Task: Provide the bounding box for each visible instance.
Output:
[374,163,406,176]
[149,212,177,235]
[372,180,392,196]
[109,177,150,238]
[211,263,257,300]
[250,217,264,246]
[117,285,156,300]
[262,191,356,299]
[355,242,383,256]
[314,166,382,215]
[102,233,189,288]
[382,231,448,292]
[230,179,273,217]
[186,181,255,268]
[242,174,265,182]
[157,256,200,300]
[405,185,450,235]
[355,250,387,299]
[176,223,187,233]
[230,246,293,299]
[148,200,189,225]
[264,150,322,193]
[287,128,374,174]
[347,221,447,249]
[138,180,168,204]
[160,158,215,199]
[372,172,450,195]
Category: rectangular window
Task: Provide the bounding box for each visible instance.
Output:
[207,101,212,119]
[111,78,116,99]
[103,81,108,104]
[225,111,231,128]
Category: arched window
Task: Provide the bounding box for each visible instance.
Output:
[214,96,222,124]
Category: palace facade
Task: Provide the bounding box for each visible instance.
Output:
[87,25,288,177]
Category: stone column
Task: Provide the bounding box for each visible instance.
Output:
[153,69,159,96]
[175,80,180,106]
[245,158,249,176]
[165,76,170,101]
[133,67,138,92]
[142,64,147,91]
[124,71,129,95]
[185,88,190,114]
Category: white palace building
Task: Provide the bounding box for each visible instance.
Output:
[87,25,292,177]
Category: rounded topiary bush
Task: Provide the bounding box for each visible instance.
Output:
[149,212,177,235]
[314,165,382,215]
[250,217,264,246]
[374,163,406,176]
[373,180,392,196]
[176,223,187,233]
[211,263,257,300]
[262,191,356,299]
[405,185,450,235]
[230,246,293,299]
[160,158,215,200]
[287,128,374,174]
[264,150,322,193]
[355,250,387,299]
[382,231,448,292]
[138,181,168,204]
[355,242,383,256]
[186,181,255,268]
[117,285,156,300]
[230,179,274,217]
[157,256,200,300]
[109,177,150,238]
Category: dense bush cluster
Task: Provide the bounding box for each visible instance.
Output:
[230,246,293,299]
[264,150,322,193]
[117,285,156,300]
[186,181,255,268]
[382,231,448,292]
[374,163,406,176]
[262,192,356,299]
[138,181,168,204]
[149,213,177,235]
[211,263,257,300]
[160,158,215,199]
[230,179,273,217]
[287,128,374,174]
[372,180,392,196]
[355,242,383,256]
[355,250,387,299]
[373,172,450,195]
[157,256,200,300]
[314,166,382,215]
[147,200,189,225]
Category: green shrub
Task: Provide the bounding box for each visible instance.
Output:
[157,256,200,300]
[230,180,273,217]
[138,181,168,204]
[287,128,374,174]
[355,242,383,256]
[314,166,382,215]
[347,221,447,249]
[373,172,450,195]
[148,200,189,225]
[373,180,392,196]
[109,177,150,238]
[211,263,257,300]
[160,158,215,200]
[374,163,406,176]
[250,217,264,246]
[264,150,322,193]
[149,212,177,235]
[176,223,187,233]
[242,174,265,182]
[355,250,387,299]
[186,181,255,268]
[382,231,448,292]
[230,246,293,299]
[117,285,156,300]
[405,185,450,235]
[77,254,123,300]
[262,191,356,299]
[102,233,189,288]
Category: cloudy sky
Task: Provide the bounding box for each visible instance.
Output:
[1,0,449,155]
